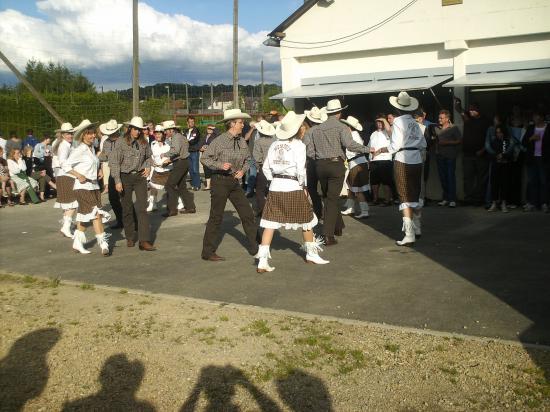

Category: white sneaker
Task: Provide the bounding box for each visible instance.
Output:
[523,203,535,212]
[448,201,456,208]
[304,239,329,264]
[438,200,448,206]
[396,217,415,246]
[72,231,91,254]
[256,245,275,273]
[501,203,509,213]
[542,204,549,214]
[341,199,355,216]
[177,197,184,210]
[488,202,498,212]
[355,202,369,219]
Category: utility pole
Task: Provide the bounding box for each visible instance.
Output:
[132,0,139,116]
[232,0,239,109]
[210,83,214,110]
[185,83,189,112]
[151,87,154,99]
[0,49,64,124]
[261,59,265,112]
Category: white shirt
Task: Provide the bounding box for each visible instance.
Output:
[345,131,367,169]
[54,139,74,178]
[0,137,6,159]
[63,143,100,190]
[151,140,172,172]
[389,114,427,164]
[7,158,26,175]
[368,130,392,161]
[263,139,307,192]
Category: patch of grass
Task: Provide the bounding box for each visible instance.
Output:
[219,315,229,322]
[80,283,95,290]
[115,306,125,312]
[242,319,271,336]
[415,349,426,355]
[23,275,37,284]
[439,366,459,376]
[435,344,446,352]
[47,277,61,288]
[194,327,216,334]
[138,299,152,305]
[384,343,400,353]
[119,289,128,294]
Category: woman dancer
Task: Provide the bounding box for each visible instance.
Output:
[64,120,111,255]
[256,111,329,273]
[147,125,171,211]
[52,123,78,237]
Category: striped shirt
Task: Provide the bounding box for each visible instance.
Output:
[306,116,368,160]
[201,131,251,174]
[109,138,152,185]
[167,132,190,160]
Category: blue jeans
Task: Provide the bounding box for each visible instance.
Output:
[527,158,548,207]
[436,156,457,202]
[188,151,201,189]
[246,159,257,194]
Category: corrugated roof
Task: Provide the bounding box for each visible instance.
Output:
[268,0,319,37]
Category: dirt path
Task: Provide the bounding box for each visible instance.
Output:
[0,273,549,411]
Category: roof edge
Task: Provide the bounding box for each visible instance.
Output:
[268,0,320,38]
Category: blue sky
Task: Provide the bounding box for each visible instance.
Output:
[0,0,304,88]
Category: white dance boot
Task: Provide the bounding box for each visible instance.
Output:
[95,232,111,256]
[396,217,416,247]
[146,195,156,212]
[412,209,422,238]
[177,197,184,210]
[355,202,370,219]
[72,230,91,254]
[304,239,330,264]
[60,216,73,238]
[341,199,356,215]
[256,245,275,273]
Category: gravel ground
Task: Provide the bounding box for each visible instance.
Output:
[0,273,549,411]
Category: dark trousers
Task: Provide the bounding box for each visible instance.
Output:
[202,175,258,258]
[436,156,457,202]
[255,168,269,215]
[108,175,123,223]
[120,173,151,242]
[463,155,489,204]
[526,158,549,207]
[166,158,195,212]
[508,158,523,205]
[490,161,512,202]
[188,151,201,189]
[306,159,323,218]
[31,172,51,193]
[316,159,345,237]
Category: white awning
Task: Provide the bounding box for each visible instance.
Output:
[271,75,452,99]
[443,68,550,87]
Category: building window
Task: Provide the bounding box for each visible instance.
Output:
[442,0,462,5]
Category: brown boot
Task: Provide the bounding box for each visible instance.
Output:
[180,208,196,214]
[127,239,135,247]
[202,253,225,261]
[139,241,156,251]
[324,236,338,246]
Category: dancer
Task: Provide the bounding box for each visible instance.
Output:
[109,116,156,251]
[64,120,111,255]
[148,125,171,211]
[200,109,259,262]
[97,119,124,228]
[257,112,329,273]
[198,124,219,190]
[340,116,370,218]
[251,120,276,216]
[373,92,427,246]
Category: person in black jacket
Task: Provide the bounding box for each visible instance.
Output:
[185,116,202,190]
[198,124,219,190]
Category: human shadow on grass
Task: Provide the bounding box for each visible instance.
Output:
[62,353,155,412]
[0,328,61,411]
[275,369,334,412]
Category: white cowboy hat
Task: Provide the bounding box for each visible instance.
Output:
[255,119,276,136]
[99,119,123,136]
[161,120,181,130]
[340,116,363,132]
[275,111,306,140]
[154,125,165,132]
[73,119,99,141]
[389,91,419,112]
[124,116,147,129]
[55,122,75,133]
[324,99,348,114]
[305,106,328,124]
[221,108,251,122]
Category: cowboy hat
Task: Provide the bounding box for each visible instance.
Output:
[154,125,165,132]
[221,108,251,122]
[389,91,419,112]
[255,119,276,136]
[275,111,306,140]
[340,116,363,132]
[305,106,328,124]
[99,119,123,136]
[73,119,99,141]
[124,116,147,129]
[161,120,181,130]
[55,122,75,133]
[324,99,348,114]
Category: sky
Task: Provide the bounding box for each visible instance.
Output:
[0,0,304,89]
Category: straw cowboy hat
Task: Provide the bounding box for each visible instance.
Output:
[340,116,363,132]
[220,108,251,122]
[55,122,75,133]
[324,99,348,114]
[389,91,419,112]
[99,119,123,136]
[305,106,328,124]
[255,119,276,136]
[154,125,165,132]
[73,119,99,141]
[275,111,306,140]
[124,116,147,129]
[161,120,181,130]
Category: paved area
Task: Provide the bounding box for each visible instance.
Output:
[1,192,549,345]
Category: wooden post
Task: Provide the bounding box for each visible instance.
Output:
[233,0,239,109]
[132,0,140,116]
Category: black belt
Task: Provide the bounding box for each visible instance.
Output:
[273,174,298,181]
[121,170,144,175]
[318,157,343,162]
[212,171,233,176]
[398,147,420,152]
[348,154,367,161]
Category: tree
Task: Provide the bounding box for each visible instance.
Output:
[19,59,95,94]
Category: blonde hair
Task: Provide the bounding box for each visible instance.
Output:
[8,148,21,160]
[22,145,32,157]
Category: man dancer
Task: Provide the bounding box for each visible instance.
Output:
[185,116,202,191]
[200,109,259,261]
[306,99,369,246]
[161,120,196,217]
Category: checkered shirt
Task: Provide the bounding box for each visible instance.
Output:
[201,131,251,174]
[305,116,367,159]
[109,138,152,185]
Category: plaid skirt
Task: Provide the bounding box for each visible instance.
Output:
[75,189,110,223]
[394,161,422,204]
[150,170,170,190]
[260,190,316,230]
[54,175,78,209]
[347,163,370,193]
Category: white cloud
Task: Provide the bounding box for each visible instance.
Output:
[0,0,281,89]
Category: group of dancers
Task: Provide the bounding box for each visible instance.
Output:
[50,90,426,273]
